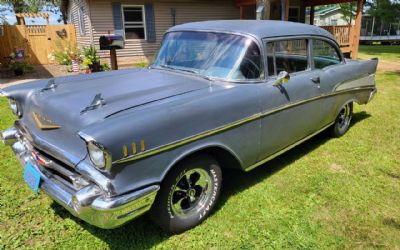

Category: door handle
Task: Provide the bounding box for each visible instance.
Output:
[311,76,320,84]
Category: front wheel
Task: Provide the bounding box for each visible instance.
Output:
[331,102,353,137]
[150,154,222,234]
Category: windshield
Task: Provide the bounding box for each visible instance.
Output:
[152,31,264,81]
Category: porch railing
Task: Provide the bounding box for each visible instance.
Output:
[320,25,355,54]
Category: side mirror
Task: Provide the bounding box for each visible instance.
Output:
[273,71,290,86]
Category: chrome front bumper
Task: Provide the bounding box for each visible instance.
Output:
[2,127,159,229]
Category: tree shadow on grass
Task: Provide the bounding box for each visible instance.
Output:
[51,111,371,249]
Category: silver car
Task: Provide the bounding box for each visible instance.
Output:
[0,20,378,234]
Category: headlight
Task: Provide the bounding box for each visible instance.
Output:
[79,132,112,170]
[88,142,106,169]
[9,99,22,117]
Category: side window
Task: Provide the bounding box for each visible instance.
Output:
[313,39,341,69]
[266,39,308,76]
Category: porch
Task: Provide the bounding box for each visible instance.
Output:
[235,0,363,58]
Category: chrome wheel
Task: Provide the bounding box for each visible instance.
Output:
[170,168,212,217]
[338,103,352,130]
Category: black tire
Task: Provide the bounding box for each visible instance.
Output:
[331,102,353,138]
[150,154,222,234]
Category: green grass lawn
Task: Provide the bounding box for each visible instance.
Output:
[359,45,400,61]
[1,46,399,249]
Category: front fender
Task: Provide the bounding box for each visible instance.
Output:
[162,141,243,180]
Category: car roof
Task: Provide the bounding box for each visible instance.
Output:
[168,20,335,41]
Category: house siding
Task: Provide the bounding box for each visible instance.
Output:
[67,0,93,48]
[88,0,240,64]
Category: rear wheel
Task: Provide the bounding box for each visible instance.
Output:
[150,154,222,234]
[331,102,353,137]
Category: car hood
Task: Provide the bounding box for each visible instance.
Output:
[12,69,210,165]
[24,68,210,130]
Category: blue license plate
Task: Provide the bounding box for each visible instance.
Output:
[24,163,41,193]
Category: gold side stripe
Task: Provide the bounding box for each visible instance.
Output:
[113,86,375,165]
[32,112,61,130]
[245,122,334,172]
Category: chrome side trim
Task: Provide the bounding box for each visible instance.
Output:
[114,86,375,165]
[334,74,375,91]
[245,122,334,172]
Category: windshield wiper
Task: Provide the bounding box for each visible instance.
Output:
[159,64,198,74]
[158,64,213,81]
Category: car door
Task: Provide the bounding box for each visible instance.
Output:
[256,38,326,162]
[310,38,349,125]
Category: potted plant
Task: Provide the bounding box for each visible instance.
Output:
[82,46,101,73]
[8,52,33,76]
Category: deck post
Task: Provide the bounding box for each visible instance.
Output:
[285,0,289,21]
[280,0,289,21]
[352,0,363,59]
[310,6,315,25]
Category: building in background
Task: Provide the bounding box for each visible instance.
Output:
[62,0,364,64]
[61,0,240,65]
[305,6,355,26]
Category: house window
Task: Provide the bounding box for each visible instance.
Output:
[78,6,86,35]
[122,6,146,40]
[288,7,300,22]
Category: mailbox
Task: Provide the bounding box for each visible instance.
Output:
[99,35,125,50]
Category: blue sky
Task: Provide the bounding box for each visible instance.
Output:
[1,8,62,25]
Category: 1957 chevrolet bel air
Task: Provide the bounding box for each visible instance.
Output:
[0,20,377,234]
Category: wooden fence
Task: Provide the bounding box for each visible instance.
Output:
[320,25,355,54]
[0,24,76,65]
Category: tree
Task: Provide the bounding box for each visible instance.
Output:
[0,0,60,24]
[366,0,400,23]
[338,2,356,25]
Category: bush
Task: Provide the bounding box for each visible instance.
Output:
[9,61,33,75]
[101,63,111,71]
[48,47,82,65]
[82,46,101,71]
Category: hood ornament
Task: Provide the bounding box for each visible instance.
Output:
[41,79,57,92]
[81,93,106,114]
[32,112,61,130]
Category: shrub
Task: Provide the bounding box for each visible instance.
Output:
[48,46,82,65]
[101,63,111,71]
[82,46,101,71]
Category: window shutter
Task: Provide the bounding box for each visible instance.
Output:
[145,4,156,42]
[111,2,123,34]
